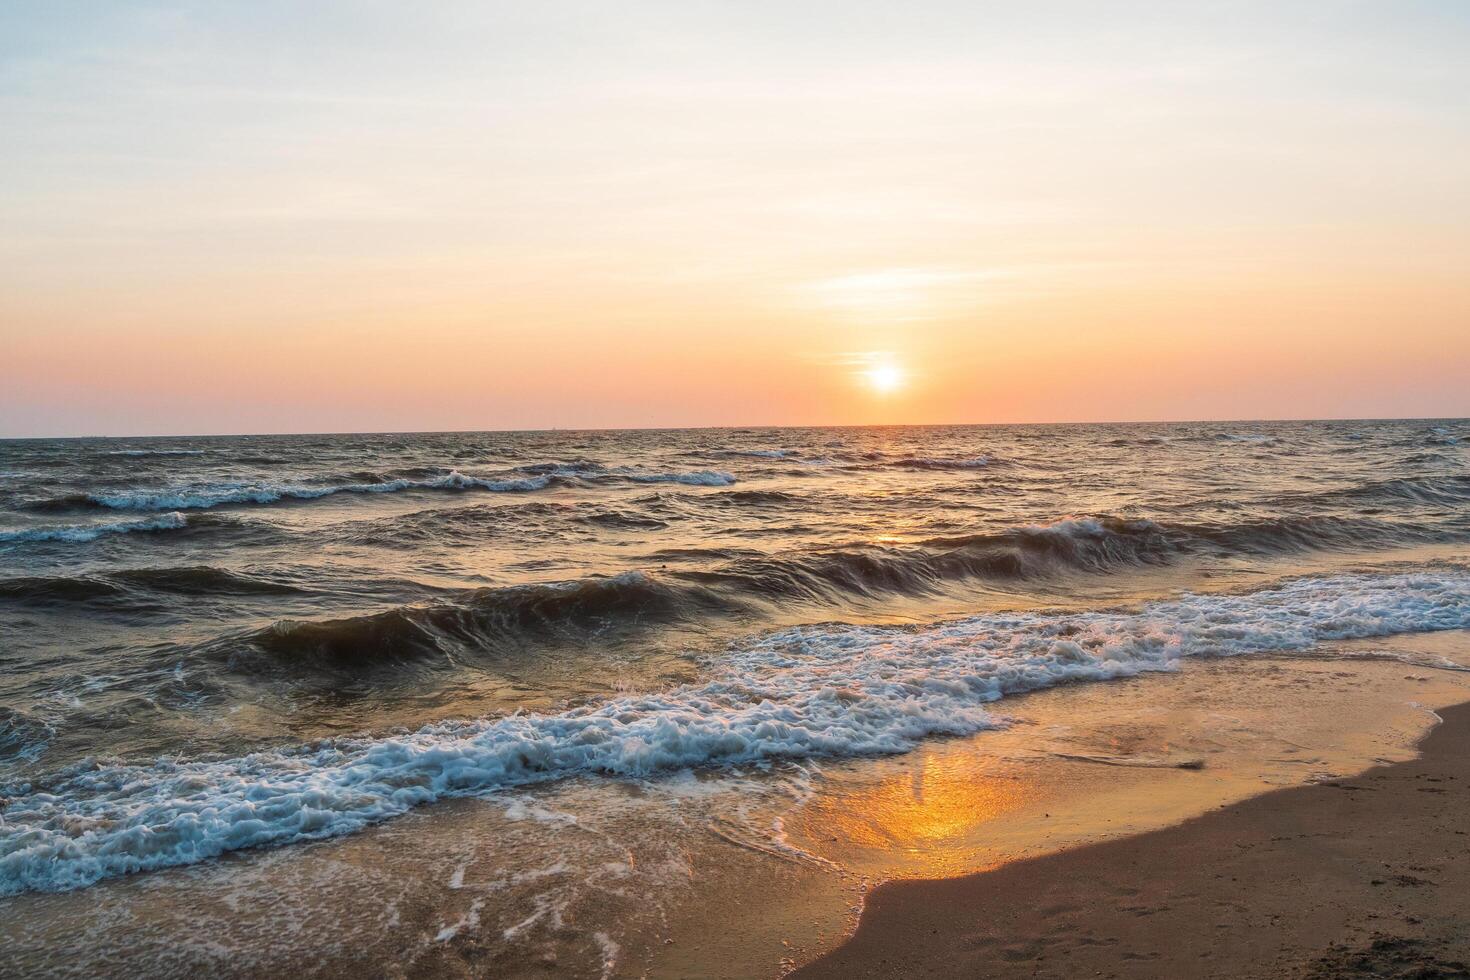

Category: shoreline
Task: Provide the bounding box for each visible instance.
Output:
[5,638,1470,979]
[5,639,1466,979]
[792,699,1470,979]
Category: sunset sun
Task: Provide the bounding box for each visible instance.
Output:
[864,362,907,394]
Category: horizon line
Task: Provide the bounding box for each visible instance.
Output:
[2,413,1465,442]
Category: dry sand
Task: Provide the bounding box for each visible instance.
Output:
[793,701,1470,979]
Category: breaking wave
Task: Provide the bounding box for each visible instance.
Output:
[27,465,739,513]
[0,708,54,765]
[625,470,735,486]
[0,512,192,544]
[242,571,725,669]
[34,471,555,512]
[3,569,1468,895]
[203,513,1467,669]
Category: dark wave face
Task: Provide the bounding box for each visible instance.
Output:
[239,570,729,672]
[1,419,1468,861]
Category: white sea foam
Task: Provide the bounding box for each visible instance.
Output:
[87,471,551,510]
[624,470,736,486]
[83,468,735,510]
[434,897,485,942]
[3,569,1469,895]
[0,512,190,544]
[592,930,620,979]
[1021,516,1160,538]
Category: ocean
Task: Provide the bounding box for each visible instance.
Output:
[3,419,1469,977]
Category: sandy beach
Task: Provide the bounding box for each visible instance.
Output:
[795,700,1470,979]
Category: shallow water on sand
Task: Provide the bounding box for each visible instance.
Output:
[2,420,1468,975]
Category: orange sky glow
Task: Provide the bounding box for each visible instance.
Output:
[2,2,1468,436]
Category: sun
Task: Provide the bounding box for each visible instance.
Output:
[864,363,906,394]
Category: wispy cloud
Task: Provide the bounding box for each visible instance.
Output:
[796,266,1032,322]
[818,350,898,368]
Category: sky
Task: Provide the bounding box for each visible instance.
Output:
[2,1,1468,436]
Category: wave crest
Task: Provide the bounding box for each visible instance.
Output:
[3,569,1467,895]
[36,471,554,512]
[246,572,725,668]
[0,512,191,544]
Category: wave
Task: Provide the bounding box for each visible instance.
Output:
[230,513,1468,667]
[712,449,795,460]
[1264,476,1470,511]
[3,569,1467,895]
[0,512,191,544]
[578,509,670,530]
[236,519,1172,668]
[625,470,736,486]
[105,449,207,457]
[34,470,555,512]
[0,575,128,603]
[1336,476,1470,507]
[0,566,310,605]
[0,707,54,765]
[681,517,1177,602]
[110,566,310,597]
[242,571,726,669]
[333,501,670,547]
[1183,514,1457,555]
[515,460,604,475]
[513,462,741,487]
[705,489,802,506]
[1211,433,1278,444]
[8,505,1450,623]
[883,456,992,471]
[1403,452,1454,466]
[701,511,1467,602]
[333,501,576,547]
[1426,426,1461,446]
[1105,436,1170,447]
[644,546,766,563]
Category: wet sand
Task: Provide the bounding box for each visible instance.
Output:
[794,699,1470,979]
